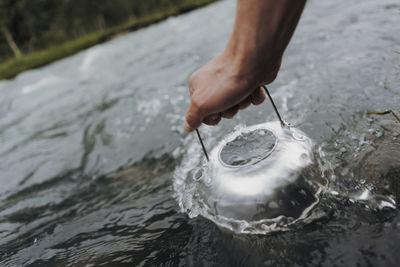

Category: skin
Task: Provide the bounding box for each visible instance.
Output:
[184,0,307,132]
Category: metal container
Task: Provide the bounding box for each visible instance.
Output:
[196,121,326,222]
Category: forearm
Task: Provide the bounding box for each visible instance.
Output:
[184,0,307,131]
[225,0,307,79]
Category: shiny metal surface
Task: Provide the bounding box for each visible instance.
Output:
[194,121,327,227]
[1,0,400,264]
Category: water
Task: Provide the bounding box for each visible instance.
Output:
[175,121,329,234]
[219,127,277,167]
[0,0,400,265]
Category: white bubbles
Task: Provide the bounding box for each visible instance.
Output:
[174,121,329,234]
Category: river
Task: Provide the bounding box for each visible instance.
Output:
[1,0,400,266]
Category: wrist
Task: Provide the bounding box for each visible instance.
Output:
[222,39,281,87]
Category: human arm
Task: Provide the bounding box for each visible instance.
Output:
[184,0,307,132]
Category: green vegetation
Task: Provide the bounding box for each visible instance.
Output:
[0,0,219,80]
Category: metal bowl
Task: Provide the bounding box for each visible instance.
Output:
[196,121,326,222]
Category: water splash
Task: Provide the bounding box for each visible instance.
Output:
[174,121,331,234]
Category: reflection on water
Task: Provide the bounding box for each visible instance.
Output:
[219,127,277,167]
[0,0,400,265]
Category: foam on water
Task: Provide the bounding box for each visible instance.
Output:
[174,121,330,234]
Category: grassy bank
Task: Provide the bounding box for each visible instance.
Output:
[0,0,219,80]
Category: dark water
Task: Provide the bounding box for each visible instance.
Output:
[1,0,400,266]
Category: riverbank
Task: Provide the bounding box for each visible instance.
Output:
[0,0,219,80]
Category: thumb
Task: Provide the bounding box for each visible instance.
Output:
[184,101,204,132]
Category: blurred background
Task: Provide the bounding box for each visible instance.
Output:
[0,0,399,266]
[0,0,217,78]
[0,0,216,59]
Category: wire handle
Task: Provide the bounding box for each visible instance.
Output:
[196,128,209,161]
[194,85,286,162]
[261,85,286,127]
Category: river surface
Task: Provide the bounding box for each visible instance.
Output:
[1,0,400,266]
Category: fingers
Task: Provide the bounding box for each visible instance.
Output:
[239,96,252,110]
[221,105,239,119]
[184,87,267,132]
[250,87,266,105]
[184,101,204,132]
[221,88,265,120]
[203,113,222,125]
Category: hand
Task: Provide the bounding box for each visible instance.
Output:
[184,0,306,132]
[184,52,280,132]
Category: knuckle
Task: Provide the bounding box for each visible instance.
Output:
[191,97,206,115]
[186,100,206,128]
[188,72,198,87]
[185,111,198,127]
[188,74,198,94]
